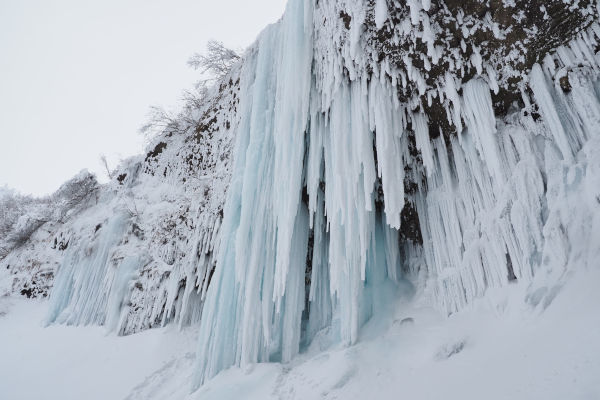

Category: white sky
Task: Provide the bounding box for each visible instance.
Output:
[0,0,287,196]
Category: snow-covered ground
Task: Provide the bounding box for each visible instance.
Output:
[2,266,598,400]
[0,298,197,400]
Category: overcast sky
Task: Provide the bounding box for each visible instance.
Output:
[0,0,287,196]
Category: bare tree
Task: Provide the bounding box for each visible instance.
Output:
[139,40,239,141]
[6,205,51,248]
[0,172,99,258]
[139,105,181,141]
[51,170,99,222]
[187,40,240,80]
[0,189,50,256]
[182,81,209,111]
[0,189,29,258]
[100,154,114,180]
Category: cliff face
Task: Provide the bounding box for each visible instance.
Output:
[2,0,600,389]
[0,68,239,334]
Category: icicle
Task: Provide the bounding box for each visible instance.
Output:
[486,64,499,95]
[407,0,423,26]
[529,64,574,161]
[568,67,600,141]
[444,72,462,133]
[280,203,310,362]
[461,78,504,185]
[369,78,405,229]
[46,211,132,328]
[323,79,376,344]
[470,45,483,75]
[193,0,315,387]
[106,256,142,333]
[412,112,435,176]
[374,0,388,29]
[306,188,332,342]
[272,0,314,300]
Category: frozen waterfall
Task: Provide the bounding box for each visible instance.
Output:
[192,0,600,388]
[33,0,600,391]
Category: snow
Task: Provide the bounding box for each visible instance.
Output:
[2,1,600,398]
[0,298,197,400]
[374,0,388,29]
[4,264,599,399]
[154,266,600,399]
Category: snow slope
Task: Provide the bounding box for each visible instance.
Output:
[1,264,598,399]
[0,298,197,400]
[192,268,600,400]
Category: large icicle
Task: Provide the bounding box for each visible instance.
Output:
[272,0,314,299]
[461,78,504,186]
[193,1,600,388]
[193,0,314,387]
[368,78,405,229]
[529,64,575,162]
[322,78,377,345]
[194,0,416,381]
[46,211,133,328]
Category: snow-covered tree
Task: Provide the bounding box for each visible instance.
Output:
[187,40,240,80]
[0,171,98,258]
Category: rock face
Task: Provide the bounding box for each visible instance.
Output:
[2,0,600,388]
[1,69,239,335]
[319,0,597,128]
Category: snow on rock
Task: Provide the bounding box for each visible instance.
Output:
[1,59,239,335]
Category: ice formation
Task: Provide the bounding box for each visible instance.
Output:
[33,72,239,334]
[191,0,600,387]
[46,211,131,327]
[3,0,600,393]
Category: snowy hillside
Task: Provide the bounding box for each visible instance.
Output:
[2,0,600,399]
[1,71,239,334]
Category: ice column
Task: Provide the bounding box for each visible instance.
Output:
[193,0,314,386]
[46,211,130,327]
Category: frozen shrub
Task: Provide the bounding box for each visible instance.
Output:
[187,40,240,80]
[51,170,99,222]
[0,171,98,258]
